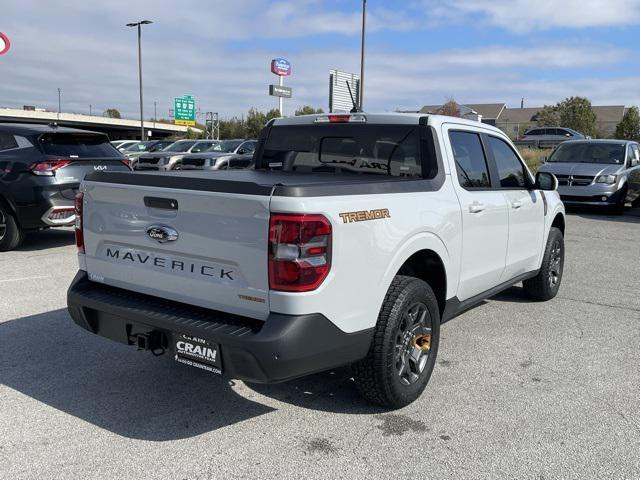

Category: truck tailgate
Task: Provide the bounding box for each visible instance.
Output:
[81,179,271,320]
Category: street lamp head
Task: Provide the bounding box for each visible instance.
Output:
[126,20,153,27]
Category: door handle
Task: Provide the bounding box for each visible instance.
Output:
[511,201,523,209]
[468,202,486,213]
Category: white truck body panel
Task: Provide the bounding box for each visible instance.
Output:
[77,114,564,334]
[81,183,271,319]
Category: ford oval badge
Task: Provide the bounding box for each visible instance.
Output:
[146,225,178,243]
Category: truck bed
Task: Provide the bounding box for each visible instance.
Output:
[84,170,442,197]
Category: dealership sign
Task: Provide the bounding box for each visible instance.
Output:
[271,58,291,76]
[269,85,292,98]
[174,95,196,126]
[0,32,11,56]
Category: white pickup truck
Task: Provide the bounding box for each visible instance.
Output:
[67,113,565,408]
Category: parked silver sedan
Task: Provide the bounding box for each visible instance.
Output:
[539,140,640,214]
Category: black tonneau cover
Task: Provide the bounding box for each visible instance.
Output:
[84,170,445,197]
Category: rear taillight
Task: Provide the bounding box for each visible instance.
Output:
[30,159,71,176]
[120,159,133,170]
[269,214,332,292]
[75,192,84,253]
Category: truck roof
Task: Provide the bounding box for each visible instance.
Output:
[272,112,507,135]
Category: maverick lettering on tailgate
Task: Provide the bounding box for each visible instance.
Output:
[105,248,234,280]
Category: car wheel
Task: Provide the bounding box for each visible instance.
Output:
[352,275,440,409]
[523,227,564,301]
[173,163,182,170]
[0,204,25,252]
[610,186,628,215]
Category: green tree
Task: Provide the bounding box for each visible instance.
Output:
[614,106,640,140]
[295,105,324,116]
[535,105,560,127]
[219,117,246,139]
[245,108,281,138]
[103,108,121,119]
[556,96,597,137]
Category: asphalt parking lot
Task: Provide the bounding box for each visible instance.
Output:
[1,208,639,480]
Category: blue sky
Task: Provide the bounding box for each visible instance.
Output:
[2,0,640,120]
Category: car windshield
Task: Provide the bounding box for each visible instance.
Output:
[163,141,197,152]
[123,142,150,152]
[190,142,215,153]
[209,140,242,153]
[151,142,171,152]
[258,124,425,177]
[39,133,122,158]
[548,143,626,164]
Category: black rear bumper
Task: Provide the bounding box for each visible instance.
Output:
[67,272,373,384]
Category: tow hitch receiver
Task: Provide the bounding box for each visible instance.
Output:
[132,331,166,355]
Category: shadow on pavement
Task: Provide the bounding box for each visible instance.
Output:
[0,308,274,441]
[17,228,75,252]
[1,308,386,440]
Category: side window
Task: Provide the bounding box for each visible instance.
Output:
[0,133,18,151]
[633,145,640,164]
[627,145,638,166]
[487,136,528,188]
[526,129,539,136]
[240,141,256,153]
[449,131,491,189]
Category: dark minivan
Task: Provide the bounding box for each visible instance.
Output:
[0,123,130,251]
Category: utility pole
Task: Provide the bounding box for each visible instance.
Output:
[154,101,157,128]
[89,104,92,116]
[359,0,366,111]
[57,88,61,120]
[126,20,153,141]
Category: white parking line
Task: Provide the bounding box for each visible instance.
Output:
[0,275,50,284]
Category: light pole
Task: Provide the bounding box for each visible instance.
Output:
[126,20,152,141]
[57,88,61,120]
[359,0,366,111]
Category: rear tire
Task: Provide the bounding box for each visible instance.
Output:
[0,205,24,252]
[353,276,440,409]
[523,227,564,301]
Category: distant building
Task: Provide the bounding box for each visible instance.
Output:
[413,103,628,139]
[419,103,506,126]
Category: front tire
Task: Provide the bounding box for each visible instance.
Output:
[610,186,628,215]
[0,205,24,252]
[523,227,564,301]
[353,276,440,409]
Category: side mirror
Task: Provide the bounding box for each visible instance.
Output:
[542,156,548,164]
[237,148,247,155]
[632,158,639,167]
[535,171,558,191]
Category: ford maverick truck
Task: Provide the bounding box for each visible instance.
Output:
[67,113,565,408]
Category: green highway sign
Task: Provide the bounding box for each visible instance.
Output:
[174,95,196,126]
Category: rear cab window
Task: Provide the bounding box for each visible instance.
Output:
[257,124,433,178]
[38,133,121,158]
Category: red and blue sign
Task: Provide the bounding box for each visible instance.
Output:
[0,32,10,56]
[271,58,291,77]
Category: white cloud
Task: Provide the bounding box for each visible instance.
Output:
[0,1,638,120]
[428,0,640,32]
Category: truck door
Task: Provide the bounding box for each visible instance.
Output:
[484,135,545,281]
[444,127,509,301]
